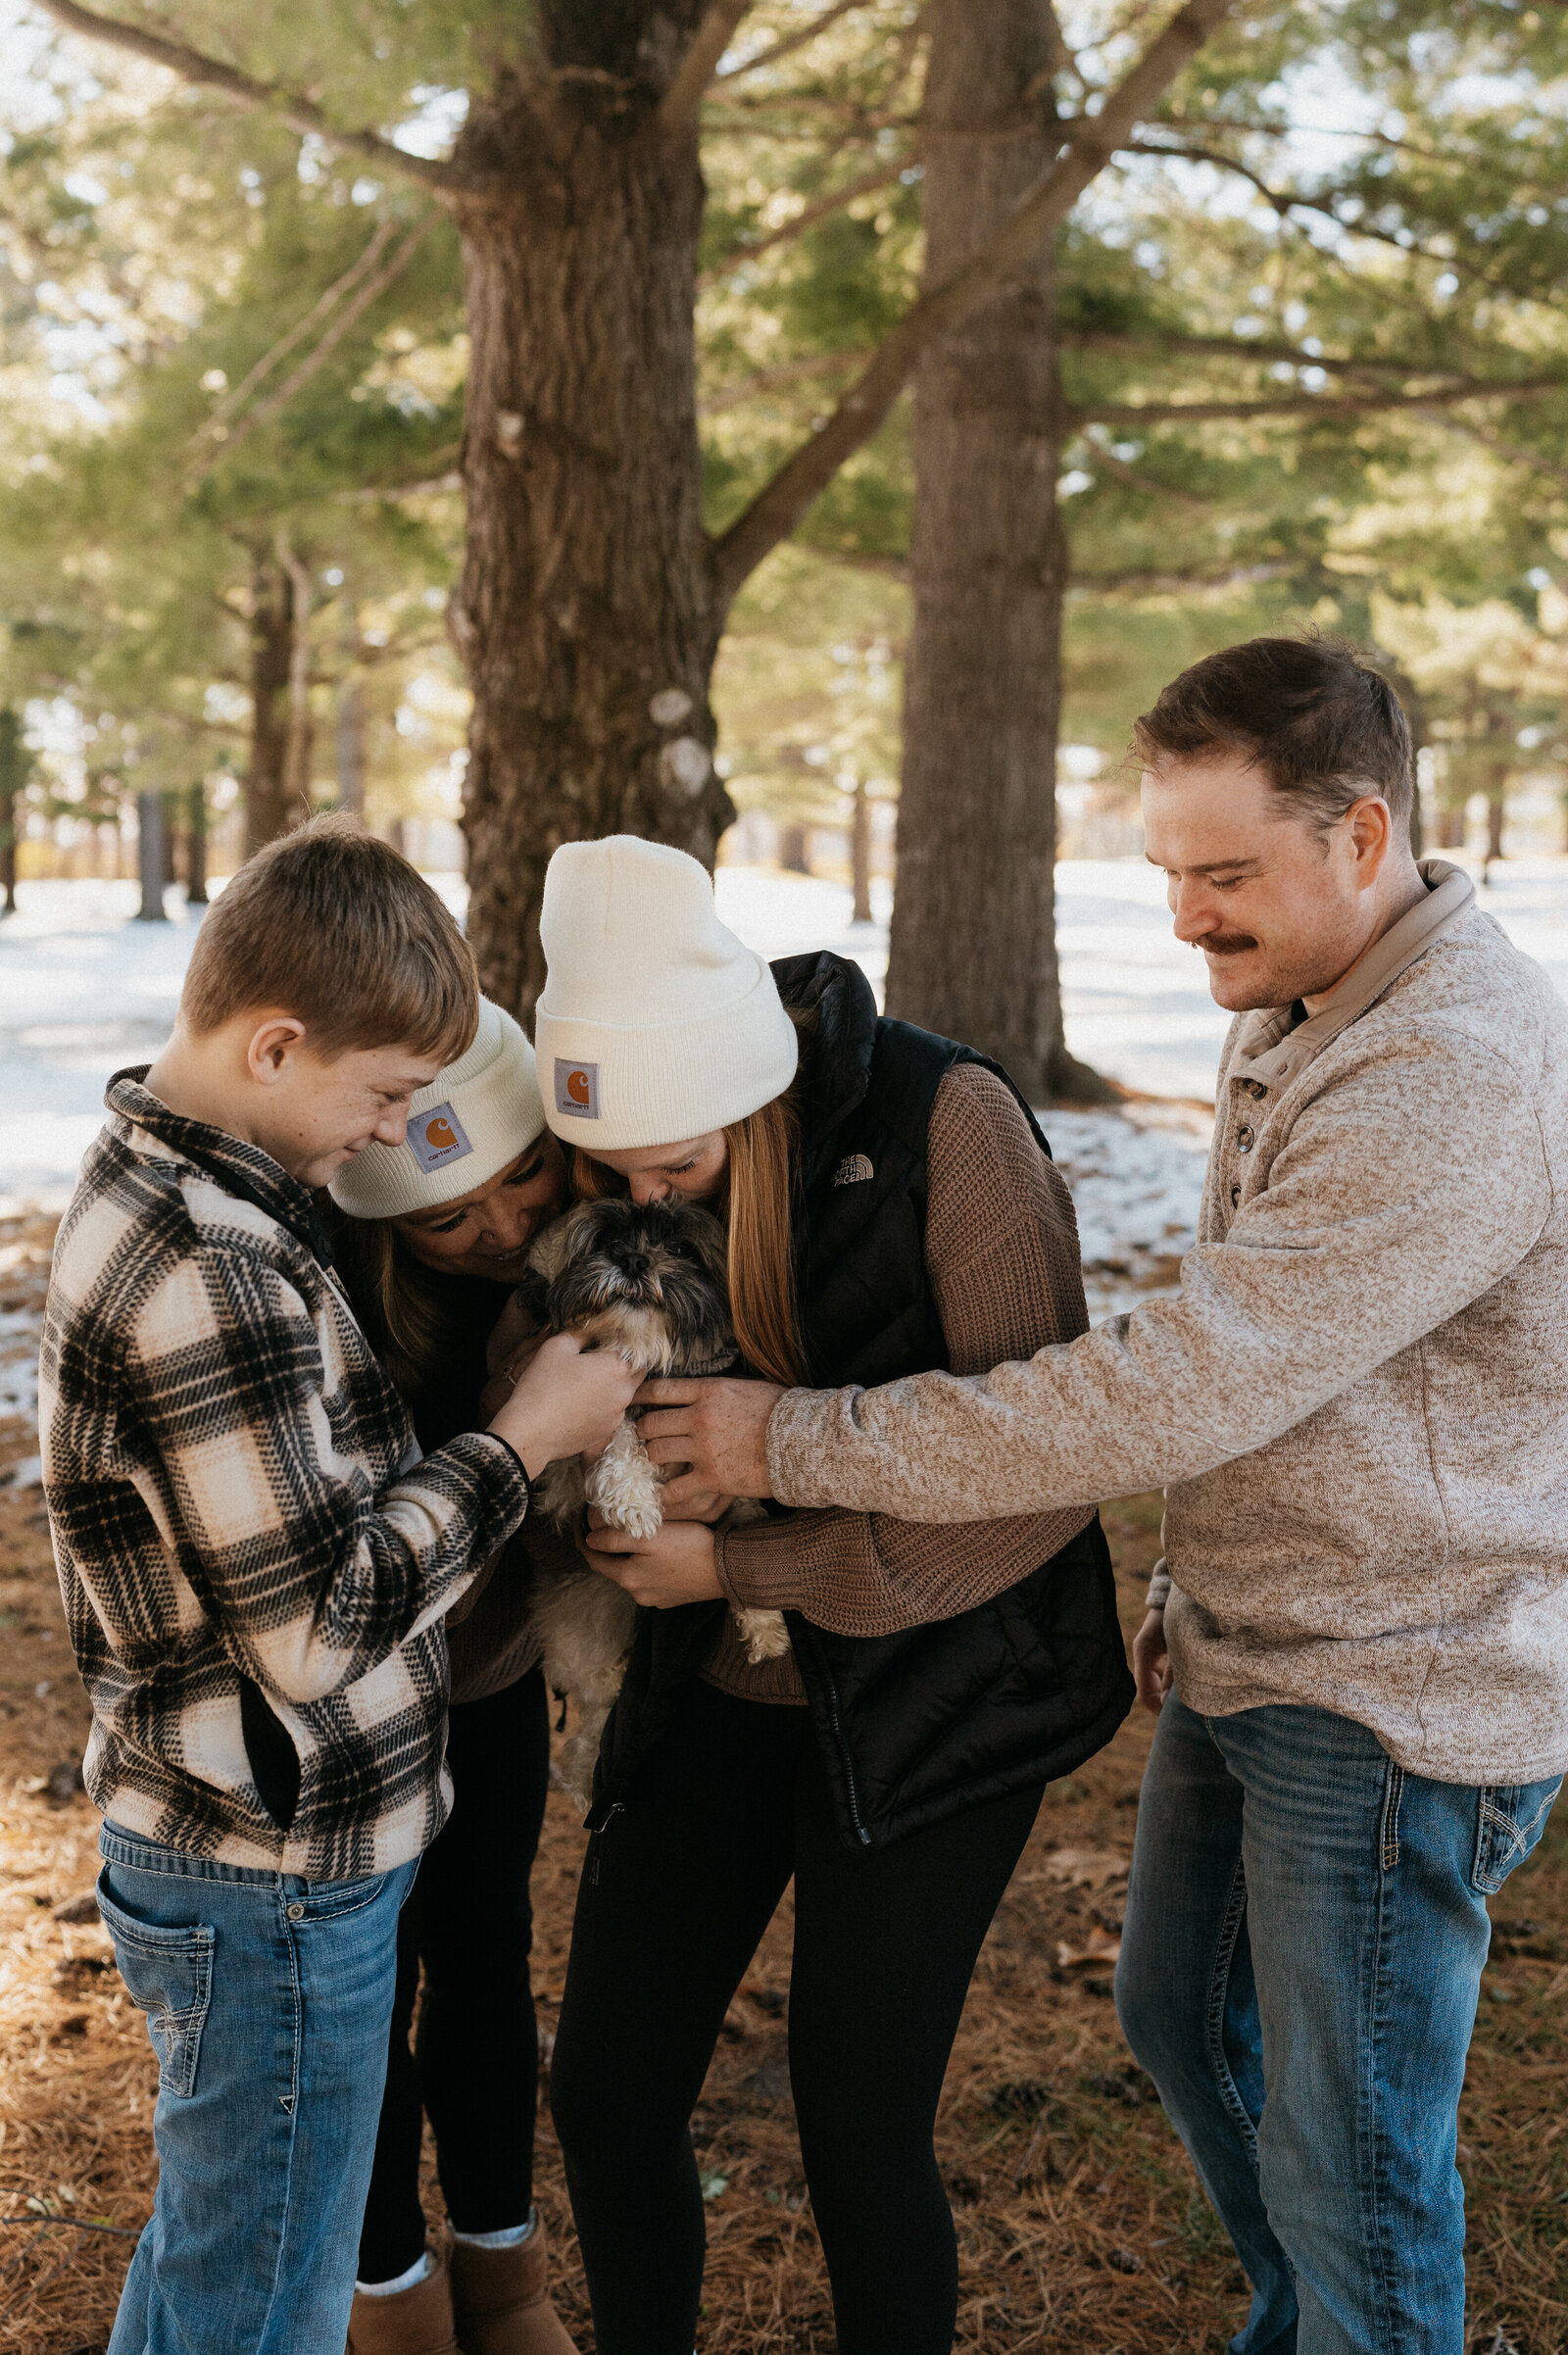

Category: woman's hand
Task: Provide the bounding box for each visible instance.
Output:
[636,1376,785,1499]
[580,1517,723,1608]
[486,1288,541,1377]
[489,1332,637,1479]
[645,1472,736,1524]
[1132,1608,1172,1716]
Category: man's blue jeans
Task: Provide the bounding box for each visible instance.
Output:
[1115,1698,1560,2355]
[97,1821,416,2355]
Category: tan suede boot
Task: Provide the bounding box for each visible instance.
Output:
[346,2246,461,2355]
[449,2218,578,2355]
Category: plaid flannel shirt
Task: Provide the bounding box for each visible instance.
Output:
[39,1073,531,1880]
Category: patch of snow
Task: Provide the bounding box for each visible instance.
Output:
[1044,1101,1211,1322]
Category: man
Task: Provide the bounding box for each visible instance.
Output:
[631,638,1568,2353]
[40,818,632,2355]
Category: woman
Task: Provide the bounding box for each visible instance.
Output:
[535,838,1134,2355]
[328,999,577,2355]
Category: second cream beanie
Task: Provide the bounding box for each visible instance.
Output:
[328,997,548,1219]
[533,837,799,1151]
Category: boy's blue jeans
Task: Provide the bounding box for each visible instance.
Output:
[1116,1697,1559,2355]
[97,1821,416,2355]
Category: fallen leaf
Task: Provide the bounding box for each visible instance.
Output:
[1056,1924,1123,1973]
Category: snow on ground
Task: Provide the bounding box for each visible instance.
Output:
[3,855,1565,1367]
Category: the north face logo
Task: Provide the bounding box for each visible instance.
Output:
[833,1153,874,1186]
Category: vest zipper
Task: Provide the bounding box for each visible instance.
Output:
[817,1658,871,1847]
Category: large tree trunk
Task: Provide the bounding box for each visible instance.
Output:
[886,0,1102,1101]
[245,560,301,855]
[451,14,732,1024]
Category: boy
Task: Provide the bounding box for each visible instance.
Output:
[39,818,633,2355]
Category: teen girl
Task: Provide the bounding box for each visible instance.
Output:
[329,1000,576,2355]
[534,838,1134,2355]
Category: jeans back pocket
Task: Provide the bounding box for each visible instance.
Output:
[96,1869,216,2098]
[1471,1778,1563,1896]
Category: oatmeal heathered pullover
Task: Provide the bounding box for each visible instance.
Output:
[764,862,1568,1787]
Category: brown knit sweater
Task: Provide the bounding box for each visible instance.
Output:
[702,1063,1096,1702]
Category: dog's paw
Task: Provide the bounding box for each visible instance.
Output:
[733,1605,791,1665]
[558,1734,598,1814]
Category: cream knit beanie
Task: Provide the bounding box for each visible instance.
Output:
[329,997,548,1219]
[533,837,799,1151]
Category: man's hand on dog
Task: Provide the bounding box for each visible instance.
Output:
[580,1515,725,1607]
[636,1376,784,1499]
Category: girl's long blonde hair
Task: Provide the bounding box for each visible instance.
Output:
[572,1009,813,1387]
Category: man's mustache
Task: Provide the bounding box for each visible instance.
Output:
[1197,932,1259,957]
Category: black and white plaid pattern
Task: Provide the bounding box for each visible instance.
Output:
[39,1073,530,1879]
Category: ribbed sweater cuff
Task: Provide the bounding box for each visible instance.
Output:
[462,1430,532,1526]
[716,1517,804,1613]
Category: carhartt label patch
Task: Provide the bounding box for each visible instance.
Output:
[407,1102,473,1174]
[555,1058,600,1120]
[833,1153,874,1186]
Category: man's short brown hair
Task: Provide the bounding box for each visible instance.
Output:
[181,815,478,1061]
[1133,636,1413,832]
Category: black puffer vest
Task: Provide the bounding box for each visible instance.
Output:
[587,953,1133,1850]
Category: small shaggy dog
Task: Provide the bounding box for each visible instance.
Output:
[511,1196,789,1805]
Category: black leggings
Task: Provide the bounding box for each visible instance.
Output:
[549,1680,1045,2355]
[357,1670,552,2284]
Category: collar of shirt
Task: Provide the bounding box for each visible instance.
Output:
[105,1067,337,1269]
[1226,859,1477,1095]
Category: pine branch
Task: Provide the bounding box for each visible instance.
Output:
[1081,437,1211,507]
[1077,374,1568,425]
[193,214,435,474]
[336,463,464,503]
[700,350,871,414]
[661,0,758,130]
[700,161,907,285]
[710,0,1240,611]
[1074,558,1298,592]
[196,216,401,441]
[30,0,472,194]
[1062,326,1487,381]
[715,0,866,84]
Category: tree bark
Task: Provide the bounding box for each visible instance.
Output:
[136,790,168,921]
[335,595,367,821]
[779,820,810,875]
[1487,787,1505,863]
[0,708,24,916]
[278,539,316,825]
[450,13,733,1023]
[186,778,209,904]
[851,774,872,921]
[886,0,1105,1100]
[245,559,304,855]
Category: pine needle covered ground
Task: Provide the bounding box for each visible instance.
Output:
[1,1210,1563,2352]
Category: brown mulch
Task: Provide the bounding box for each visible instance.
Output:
[1,1210,1564,2351]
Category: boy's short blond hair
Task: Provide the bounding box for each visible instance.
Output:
[181,815,478,1063]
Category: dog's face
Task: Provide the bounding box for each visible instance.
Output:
[528,1197,733,1375]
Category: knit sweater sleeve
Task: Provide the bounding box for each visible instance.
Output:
[761,1007,1556,1522]
[713,1065,1097,1636]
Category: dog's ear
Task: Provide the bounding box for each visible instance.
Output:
[527,1211,576,1287]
